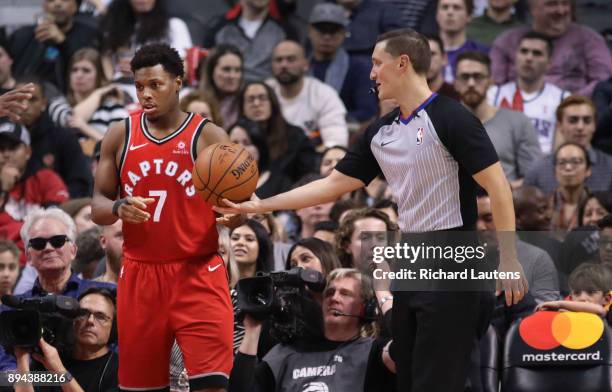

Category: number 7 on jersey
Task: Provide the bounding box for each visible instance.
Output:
[148,190,167,222]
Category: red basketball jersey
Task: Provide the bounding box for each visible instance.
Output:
[119,112,218,262]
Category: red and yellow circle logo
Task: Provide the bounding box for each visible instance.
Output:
[519,311,604,350]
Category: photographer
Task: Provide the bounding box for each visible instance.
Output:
[0,208,114,370]
[13,287,118,392]
[229,268,396,392]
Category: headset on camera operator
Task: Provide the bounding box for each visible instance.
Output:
[229,268,396,392]
[13,287,118,392]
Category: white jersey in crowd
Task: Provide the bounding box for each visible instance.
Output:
[266,76,348,148]
[487,82,570,155]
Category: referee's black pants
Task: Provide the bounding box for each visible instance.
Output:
[391,290,494,392]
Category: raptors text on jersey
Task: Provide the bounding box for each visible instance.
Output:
[119,112,218,262]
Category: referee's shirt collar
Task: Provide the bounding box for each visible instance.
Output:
[398,93,439,125]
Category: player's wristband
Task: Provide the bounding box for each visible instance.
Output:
[112,198,129,217]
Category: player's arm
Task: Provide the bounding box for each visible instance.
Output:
[91,121,153,225]
[214,169,364,214]
[473,162,529,305]
[197,121,231,150]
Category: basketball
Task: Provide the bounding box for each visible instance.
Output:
[192,143,259,206]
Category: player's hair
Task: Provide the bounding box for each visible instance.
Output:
[519,31,554,57]
[568,263,612,293]
[0,239,20,259]
[578,192,612,226]
[426,34,445,53]
[130,43,184,78]
[238,81,289,162]
[286,237,342,276]
[179,90,224,127]
[376,28,431,75]
[230,219,273,273]
[556,95,597,123]
[201,44,243,97]
[455,51,491,74]
[336,208,399,268]
[554,142,591,169]
[20,208,77,246]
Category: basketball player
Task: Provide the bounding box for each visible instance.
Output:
[216,28,528,392]
[91,44,239,392]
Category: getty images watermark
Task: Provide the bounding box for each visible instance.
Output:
[362,231,525,291]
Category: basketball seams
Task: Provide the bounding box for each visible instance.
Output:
[208,147,248,196]
[218,169,259,201]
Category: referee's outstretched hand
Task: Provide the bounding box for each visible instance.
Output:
[496,257,529,306]
[213,198,263,215]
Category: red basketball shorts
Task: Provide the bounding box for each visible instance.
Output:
[117,254,233,390]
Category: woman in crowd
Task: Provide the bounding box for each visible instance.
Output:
[59,197,97,235]
[286,237,342,278]
[100,0,192,80]
[238,81,316,182]
[578,191,612,227]
[550,142,591,239]
[229,220,273,351]
[199,44,243,126]
[66,48,129,146]
[319,145,347,177]
[228,118,293,199]
[179,90,224,127]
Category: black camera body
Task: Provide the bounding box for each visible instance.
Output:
[0,295,80,353]
[236,268,326,343]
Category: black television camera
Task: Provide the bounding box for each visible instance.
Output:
[236,268,326,343]
[0,295,80,354]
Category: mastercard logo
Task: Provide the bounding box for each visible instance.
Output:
[519,311,604,350]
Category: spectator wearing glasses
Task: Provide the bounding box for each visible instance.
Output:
[0,208,114,371]
[13,287,119,392]
[550,142,591,239]
[454,51,541,188]
[524,96,612,194]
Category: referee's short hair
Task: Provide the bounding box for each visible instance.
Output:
[376,28,431,75]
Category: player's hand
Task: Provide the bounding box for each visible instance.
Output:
[32,338,66,373]
[216,212,246,229]
[118,196,155,224]
[496,257,529,306]
[213,198,264,215]
[0,84,34,122]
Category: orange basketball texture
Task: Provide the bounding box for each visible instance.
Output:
[192,143,259,206]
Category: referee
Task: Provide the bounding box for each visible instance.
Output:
[216,28,528,392]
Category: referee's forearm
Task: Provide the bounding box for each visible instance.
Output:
[259,173,362,212]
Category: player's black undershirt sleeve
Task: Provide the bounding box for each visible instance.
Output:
[335,109,398,185]
[428,96,499,175]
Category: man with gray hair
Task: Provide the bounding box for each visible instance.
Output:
[0,208,114,370]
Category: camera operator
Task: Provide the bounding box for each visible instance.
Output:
[13,287,118,392]
[229,268,396,392]
[0,208,114,370]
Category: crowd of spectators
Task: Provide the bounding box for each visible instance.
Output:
[0,0,612,391]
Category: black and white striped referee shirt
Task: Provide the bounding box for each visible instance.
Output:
[336,93,499,232]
